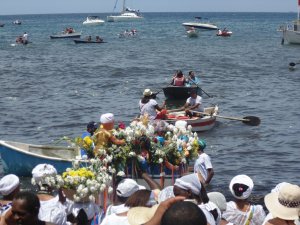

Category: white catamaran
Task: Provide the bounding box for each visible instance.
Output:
[107,0,143,22]
[282,0,300,44]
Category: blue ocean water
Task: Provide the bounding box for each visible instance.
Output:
[0,12,300,199]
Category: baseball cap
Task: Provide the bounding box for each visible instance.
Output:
[116,178,146,197]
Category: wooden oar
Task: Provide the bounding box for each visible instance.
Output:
[191,111,261,126]
[188,78,212,98]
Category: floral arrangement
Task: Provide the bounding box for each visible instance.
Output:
[56,159,114,202]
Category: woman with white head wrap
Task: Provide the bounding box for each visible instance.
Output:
[31,164,70,225]
[173,173,216,225]
[0,174,20,216]
[221,174,266,225]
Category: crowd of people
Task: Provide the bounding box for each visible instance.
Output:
[0,95,299,225]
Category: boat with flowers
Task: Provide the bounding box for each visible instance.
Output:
[165,106,218,132]
[0,140,79,176]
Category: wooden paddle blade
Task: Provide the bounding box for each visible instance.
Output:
[289,62,296,67]
[242,116,260,126]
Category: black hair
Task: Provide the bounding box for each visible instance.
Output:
[232,183,249,197]
[161,201,207,225]
[14,191,40,216]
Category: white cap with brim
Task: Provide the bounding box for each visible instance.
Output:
[0,174,20,196]
[116,178,146,198]
[264,183,300,220]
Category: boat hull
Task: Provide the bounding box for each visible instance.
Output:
[163,86,202,100]
[183,22,218,30]
[107,15,143,22]
[50,32,82,39]
[284,30,300,44]
[0,140,78,176]
[165,106,218,132]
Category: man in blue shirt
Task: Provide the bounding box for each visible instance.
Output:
[186,70,200,86]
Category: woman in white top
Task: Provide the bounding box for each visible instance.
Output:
[139,89,166,120]
[221,175,266,225]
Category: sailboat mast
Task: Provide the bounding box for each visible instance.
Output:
[123,0,126,12]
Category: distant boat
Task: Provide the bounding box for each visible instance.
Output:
[0,23,4,27]
[74,39,106,44]
[216,28,233,37]
[282,1,300,44]
[50,28,81,39]
[13,20,21,25]
[107,0,143,22]
[0,140,79,176]
[83,16,105,25]
[183,17,218,30]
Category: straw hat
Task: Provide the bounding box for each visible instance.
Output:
[264,183,300,220]
[127,204,159,225]
[143,89,153,97]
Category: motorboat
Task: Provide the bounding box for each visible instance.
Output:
[186,27,199,38]
[50,28,81,39]
[282,1,300,44]
[83,16,105,25]
[183,17,218,30]
[216,29,233,37]
[163,86,202,100]
[165,106,218,132]
[0,140,79,176]
[13,20,21,25]
[107,0,143,22]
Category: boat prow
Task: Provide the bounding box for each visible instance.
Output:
[0,140,80,176]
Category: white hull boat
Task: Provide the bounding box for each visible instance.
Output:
[83,16,105,25]
[183,22,218,30]
[282,1,300,44]
[165,106,218,132]
[107,0,143,22]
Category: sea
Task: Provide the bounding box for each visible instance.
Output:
[0,12,300,202]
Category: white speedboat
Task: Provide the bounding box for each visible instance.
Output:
[83,16,105,25]
[183,17,218,30]
[107,0,143,22]
[282,1,300,44]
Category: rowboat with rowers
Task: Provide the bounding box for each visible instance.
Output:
[164,106,219,132]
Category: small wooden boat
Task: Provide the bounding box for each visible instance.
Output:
[163,86,202,100]
[165,106,218,132]
[0,140,79,176]
[50,32,82,39]
[216,29,232,37]
[74,39,106,44]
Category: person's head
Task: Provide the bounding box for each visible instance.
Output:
[100,113,115,130]
[125,189,152,208]
[190,89,197,98]
[161,201,207,225]
[0,174,20,199]
[10,191,40,225]
[207,192,227,212]
[188,71,195,78]
[116,178,145,203]
[86,121,97,135]
[176,70,183,77]
[197,139,206,153]
[264,183,300,221]
[173,173,203,203]
[143,89,153,98]
[31,163,57,192]
[229,174,254,200]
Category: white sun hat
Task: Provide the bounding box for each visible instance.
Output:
[100,113,114,124]
[264,183,300,220]
[229,174,254,200]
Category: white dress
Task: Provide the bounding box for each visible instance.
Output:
[100,213,129,225]
[39,195,69,225]
[222,201,266,225]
